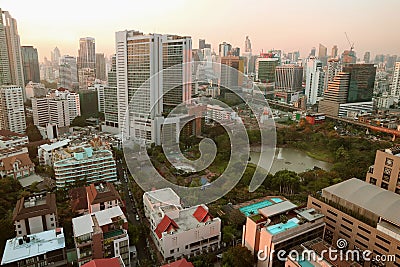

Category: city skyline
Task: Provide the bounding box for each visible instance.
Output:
[2,0,400,61]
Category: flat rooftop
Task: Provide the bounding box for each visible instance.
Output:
[72,206,126,237]
[1,228,65,265]
[322,178,400,226]
[40,139,71,151]
[144,188,181,206]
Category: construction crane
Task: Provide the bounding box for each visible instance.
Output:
[344,32,354,51]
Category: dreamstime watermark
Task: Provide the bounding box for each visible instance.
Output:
[257,239,396,263]
[122,62,276,206]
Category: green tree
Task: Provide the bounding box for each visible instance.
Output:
[71,115,88,127]
[25,124,42,142]
[222,245,255,267]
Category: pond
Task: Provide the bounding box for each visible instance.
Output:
[250,147,333,174]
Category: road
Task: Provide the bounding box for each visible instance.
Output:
[116,160,153,266]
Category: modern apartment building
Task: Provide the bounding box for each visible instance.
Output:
[391,62,400,98]
[143,188,221,262]
[12,193,58,237]
[95,53,106,81]
[0,9,25,90]
[32,89,80,128]
[366,146,400,194]
[1,228,67,267]
[72,206,130,266]
[0,129,28,148]
[305,57,325,105]
[0,85,26,134]
[241,197,325,267]
[308,178,400,267]
[53,147,117,188]
[115,30,192,144]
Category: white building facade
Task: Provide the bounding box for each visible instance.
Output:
[115,30,192,144]
[143,188,221,262]
[305,57,325,105]
[0,85,26,134]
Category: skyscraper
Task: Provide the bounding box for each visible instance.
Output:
[245,36,252,53]
[318,44,327,59]
[199,39,206,50]
[0,9,25,90]
[309,47,316,57]
[58,55,78,90]
[331,45,338,58]
[363,51,370,63]
[115,30,192,144]
[324,58,341,91]
[0,85,26,134]
[103,55,118,132]
[51,47,61,66]
[220,56,244,88]
[219,42,232,57]
[255,57,279,83]
[77,37,96,89]
[274,65,303,92]
[342,63,376,103]
[95,53,106,81]
[21,46,40,83]
[319,64,376,116]
[390,62,400,98]
[305,57,325,105]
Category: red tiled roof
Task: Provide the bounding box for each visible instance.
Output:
[86,182,122,205]
[69,187,88,212]
[193,205,212,223]
[81,258,123,267]
[155,215,179,238]
[0,153,34,171]
[161,258,194,267]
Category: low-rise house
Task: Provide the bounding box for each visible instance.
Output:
[13,193,58,237]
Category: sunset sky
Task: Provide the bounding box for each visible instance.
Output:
[2,0,399,61]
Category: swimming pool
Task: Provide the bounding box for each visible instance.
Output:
[271,197,283,203]
[267,218,299,235]
[239,200,273,216]
[298,259,314,267]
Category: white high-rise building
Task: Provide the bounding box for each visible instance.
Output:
[0,9,25,91]
[115,30,192,144]
[391,62,400,98]
[0,85,26,134]
[32,90,80,128]
[305,57,325,105]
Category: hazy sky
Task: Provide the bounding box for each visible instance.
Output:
[2,0,399,61]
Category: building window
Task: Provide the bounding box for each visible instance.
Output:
[170,249,174,254]
[381,182,389,190]
[17,224,21,228]
[18,231,22,234]
[369,178,377,185]
[385,158,393,167]
[50,217,54,221]
[396,188,400,195]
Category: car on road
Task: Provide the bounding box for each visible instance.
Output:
[135,214,140,221]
